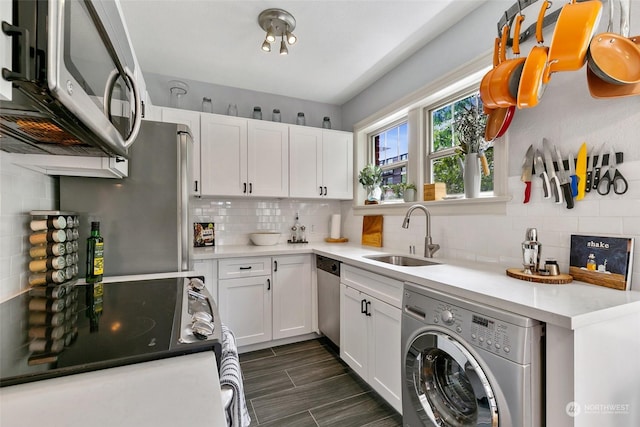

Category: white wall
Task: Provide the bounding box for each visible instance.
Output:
[0,152,58,302]
[341,1,640,291]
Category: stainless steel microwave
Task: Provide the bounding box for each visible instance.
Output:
[0,0,142,158]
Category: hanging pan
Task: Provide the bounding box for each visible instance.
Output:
[484,105,515,142]
[517,0,552,108]
[480,36,502,112]
[545,0,603,80]
[587,0,640,85]
[487,15,526,108]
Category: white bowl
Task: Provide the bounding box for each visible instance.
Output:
[249,232,281,246]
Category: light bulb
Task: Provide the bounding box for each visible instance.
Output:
[261,40,271,52]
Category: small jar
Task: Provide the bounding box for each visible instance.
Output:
[252,106,262,120]
[272,109,281,122]
[201,97,213,113]
[296,112,305,126]
[227,104,238,116]
[322,116,331,129]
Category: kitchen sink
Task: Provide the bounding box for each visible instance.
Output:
[363,254,440,267]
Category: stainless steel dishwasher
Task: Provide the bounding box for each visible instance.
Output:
[316,255,341,347]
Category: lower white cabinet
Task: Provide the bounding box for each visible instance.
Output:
[340,266,402,413]
[217,255,312,347]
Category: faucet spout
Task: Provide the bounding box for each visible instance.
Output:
[402,204,440,258]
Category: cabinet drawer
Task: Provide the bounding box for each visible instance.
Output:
[218,257,272,279]
[341,265,403,309]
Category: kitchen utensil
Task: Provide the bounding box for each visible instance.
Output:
[521,144,534,203]
[576,142,588,200]
[553,144,574,209]
[518,0,551,108]
[546,0,603,74]
[591,145,604,190]
[484,105,515,141]
[362,215,383,247]
[522,227,541,274]
[568,152,577,197]
[542,138,562,204]
[587,0,640,85]
[534,149,551,199]
[487,17,526,108]
[597,147,628,195]
[480,37,502,108]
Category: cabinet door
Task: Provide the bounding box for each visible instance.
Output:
[289,126,323,198]
[272,255,312,340]
[322,130,353,199]
[200,115,247,196]
[247,121,289,197]
[369,297,402,413]
[218,276,272,347]
[161,108,201,196]
[340,284,368,380]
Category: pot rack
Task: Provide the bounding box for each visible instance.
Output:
[497,0,598,47]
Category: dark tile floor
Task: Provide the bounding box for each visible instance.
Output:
[239,338,403,427]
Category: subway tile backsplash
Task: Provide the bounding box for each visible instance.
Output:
[191,198,342,245]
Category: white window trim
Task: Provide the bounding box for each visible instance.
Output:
[352,52,511,216]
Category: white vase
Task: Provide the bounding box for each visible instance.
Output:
[463,153,481,198]
[366,185,382,202]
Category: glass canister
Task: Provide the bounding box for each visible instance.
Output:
[201,97,213,113]
[227,104,238,116]
[322,116,331,129]
[252,107,262,120]
[168,80,189,108]
[272,109,281,122]
[296,112,305,126]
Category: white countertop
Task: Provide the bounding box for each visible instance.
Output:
[0,352,226,427]
[194,242,640,330]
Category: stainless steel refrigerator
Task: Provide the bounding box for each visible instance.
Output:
[60,121,192,277]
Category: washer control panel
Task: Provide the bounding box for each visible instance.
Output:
[403,284,541,365]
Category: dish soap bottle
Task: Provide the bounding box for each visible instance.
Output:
[86,221,104,283]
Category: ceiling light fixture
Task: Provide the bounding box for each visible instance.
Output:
[258,8,296,55]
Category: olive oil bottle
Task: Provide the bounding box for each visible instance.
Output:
[86,222,104,283]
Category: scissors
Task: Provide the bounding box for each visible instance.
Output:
[597,148,628,195]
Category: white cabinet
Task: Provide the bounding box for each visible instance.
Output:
[289,126,353,199]
[161,108,201,196]
[1,0,12,101]
[218,257,272,347]
[200,115,288,197]
[340,266,402,413]
[272,255,312,340]
[217,255,312,347]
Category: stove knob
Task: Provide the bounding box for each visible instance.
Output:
[440,310,455,325]
[192,320,214,340]
[189,278,205,291]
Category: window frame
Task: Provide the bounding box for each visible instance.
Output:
[352,53,509,216]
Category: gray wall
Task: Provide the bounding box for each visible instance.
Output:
[143,71,344,130]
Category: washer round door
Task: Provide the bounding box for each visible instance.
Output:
[405,329,499,426]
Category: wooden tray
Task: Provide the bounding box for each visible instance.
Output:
[506,268,573,284]
[325,237,349,243]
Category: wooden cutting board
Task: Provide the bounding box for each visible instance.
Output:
[362,215,383,247]
[506,268,573,284]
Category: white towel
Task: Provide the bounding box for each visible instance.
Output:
[219,324,251,427]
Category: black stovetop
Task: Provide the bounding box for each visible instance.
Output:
[0,277,219,387]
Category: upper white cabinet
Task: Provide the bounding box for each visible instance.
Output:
[289,126,353,199]
[200,115,289,198]
[1,0,12,101]
[160,108,201,196]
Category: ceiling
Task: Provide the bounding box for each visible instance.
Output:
[119,1,485,105]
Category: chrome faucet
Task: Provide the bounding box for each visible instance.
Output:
[402,205,440,258]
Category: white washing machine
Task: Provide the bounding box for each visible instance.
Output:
[402,282,544,427]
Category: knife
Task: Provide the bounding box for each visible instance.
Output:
[576,143,587,200]
[542,139,562,204]
[592,145,604,191]
[568,152,578,197]
[521,144,534,203]
[553,144,574,209]
[534,149,551,199]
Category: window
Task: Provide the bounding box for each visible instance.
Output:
[370,121,408,186]
[427,91,493,195]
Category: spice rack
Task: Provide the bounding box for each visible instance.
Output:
[27,210,80,363]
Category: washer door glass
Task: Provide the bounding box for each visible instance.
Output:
[406,330,498,426]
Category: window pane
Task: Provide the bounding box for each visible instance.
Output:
[381,166,406,186]
[431,105,454,152]
[432,156,463,194]
[374,122,408,167]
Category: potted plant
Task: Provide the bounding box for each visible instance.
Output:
[358,164,383,203]
[455,101,490,198]
[403,183,417,202]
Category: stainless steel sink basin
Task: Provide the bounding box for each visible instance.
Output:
[364,254,439,267]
